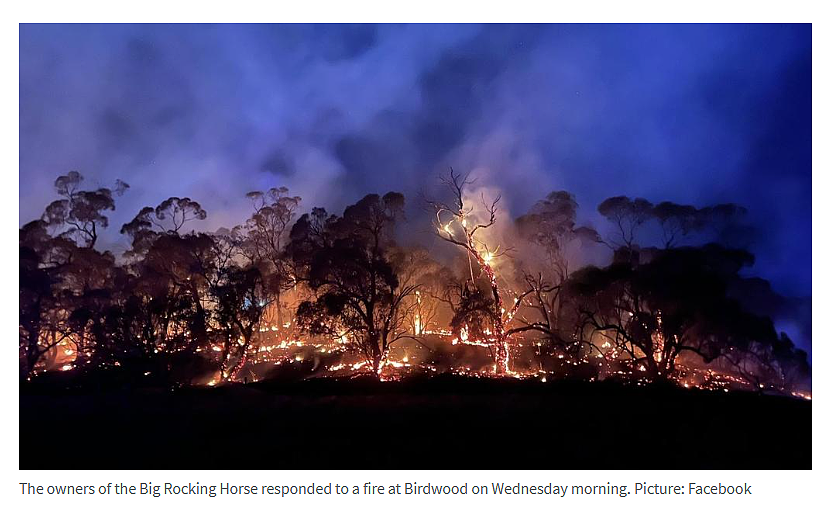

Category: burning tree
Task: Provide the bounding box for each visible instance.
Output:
[386,247,447,337]
[19,221,74,379]
[212,265,268,381]
[118,198,218,375]
[290,193,419,375]
[562,244,809,388]
[17,169,811,397]
[20,171,129,379]
[241,187,301,331]
[427,169,530,374]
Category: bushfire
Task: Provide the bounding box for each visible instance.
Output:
[20,171,811,401]
[31,322,811,401]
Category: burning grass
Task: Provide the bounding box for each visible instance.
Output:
[35,323,811,403]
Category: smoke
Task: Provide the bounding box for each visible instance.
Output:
[20,24,810,301]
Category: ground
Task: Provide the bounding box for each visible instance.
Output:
[19,376,811,469]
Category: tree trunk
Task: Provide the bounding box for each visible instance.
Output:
[229,331,254,382]
[494,340,509,374]
[275,291,283,330]
[372,353,382,375]
[25,325,40,379]
[369,335,383,376]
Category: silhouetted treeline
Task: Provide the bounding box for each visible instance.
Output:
[19,170,811,393]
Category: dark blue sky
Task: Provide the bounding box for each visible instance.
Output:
[20,24,811,302]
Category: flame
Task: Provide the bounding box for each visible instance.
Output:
[28,302,806,400]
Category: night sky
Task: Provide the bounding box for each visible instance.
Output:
[19,24,811,317]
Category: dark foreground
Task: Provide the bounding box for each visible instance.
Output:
[20,376,811,469]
